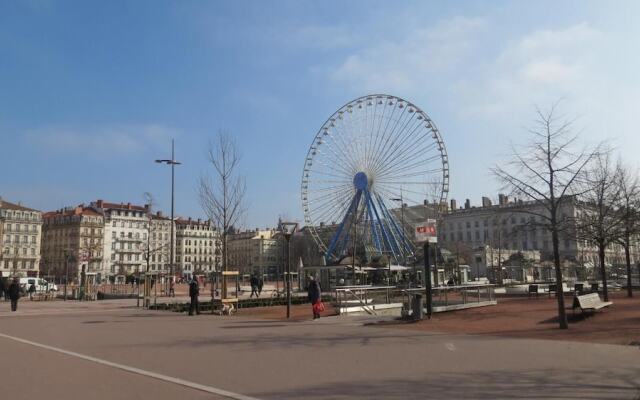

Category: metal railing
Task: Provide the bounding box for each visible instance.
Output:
[403,283,496,311]
[335,285,397,316]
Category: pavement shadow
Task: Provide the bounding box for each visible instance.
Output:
[220,324,289,329]
[538,313,590,324]
[256,367,640,400]
[145,330,430,350]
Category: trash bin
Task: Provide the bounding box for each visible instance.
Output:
[412,293,423,320]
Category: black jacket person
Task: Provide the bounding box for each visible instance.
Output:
[188,279,200,316]
[8,278,20,312]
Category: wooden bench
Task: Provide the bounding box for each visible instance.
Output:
[31,292,54,301]
[572,292,612,314]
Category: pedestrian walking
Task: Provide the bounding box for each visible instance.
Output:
[169,280,175,297]
[257,276,264,296]
[250,274,259,298]
[28,282,36,300]
[0,277,5,301]
[8,278,20,312]
[307,276,323,319]
[188,278,200,316]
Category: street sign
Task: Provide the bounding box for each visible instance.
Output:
[415,219,437,243]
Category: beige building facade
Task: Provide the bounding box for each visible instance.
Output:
[41,205,104,282]
[228,228,282,277]
[0,199,42,278]
[175,218,218,277]
[90,200,150,279]
[148,211,173,273]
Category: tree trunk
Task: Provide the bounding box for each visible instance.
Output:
[222,231,228,299]
[599,244,609,302]
[552,229,568,329]
[625,243,632,298]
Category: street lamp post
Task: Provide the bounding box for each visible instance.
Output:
[155,139,181,295]
[392,192,412,285]
[280,222,298,319]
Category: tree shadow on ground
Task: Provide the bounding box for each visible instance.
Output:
[255,367,640,400]
[141,330,431,350]
[220,324,288,329]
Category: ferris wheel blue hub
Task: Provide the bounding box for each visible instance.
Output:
[353,171,369,190]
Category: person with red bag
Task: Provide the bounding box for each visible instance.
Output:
[307,275,323,319]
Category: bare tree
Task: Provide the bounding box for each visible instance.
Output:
[492,103,598,329]
[198,132,246,296]
[575,151,621,302]
[615,164,640,297]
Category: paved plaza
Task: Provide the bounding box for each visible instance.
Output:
[1,299,639,400]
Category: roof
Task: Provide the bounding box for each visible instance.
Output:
[100,202,148,211]
[175,218,211,226]
[0,199,40,212]
[42,206,103,219]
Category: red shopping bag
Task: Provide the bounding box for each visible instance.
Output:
[313,301,325,313]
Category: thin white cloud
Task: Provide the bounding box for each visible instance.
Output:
[457,22,606,121]
[25,124,181,158]
[329,16,488,93]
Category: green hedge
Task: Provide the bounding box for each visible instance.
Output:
[149,295,332,313]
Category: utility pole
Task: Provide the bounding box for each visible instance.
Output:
[424,241,432,318]
[156,139,181,294]
[352,199,358,285]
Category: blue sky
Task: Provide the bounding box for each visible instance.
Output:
[1,1,639,227]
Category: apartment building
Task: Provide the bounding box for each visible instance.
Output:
[147,211,174,273]
[175,218,218,278]
[0,199,42,278]
[90,200,150,278]
[228,228,282,277]
[395,194,640,279]
[41,205,104,281]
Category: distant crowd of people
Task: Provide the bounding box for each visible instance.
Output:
[1,273,325,320]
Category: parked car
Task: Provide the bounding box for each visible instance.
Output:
[18,278,58,293]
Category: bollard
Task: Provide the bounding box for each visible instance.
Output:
[412,294,424,320]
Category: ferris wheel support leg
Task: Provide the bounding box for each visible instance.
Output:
[365,190,396,262]
[374,194,403,261]
[376,193,411,260]
[325,190,362,264]
[364,192,382,254]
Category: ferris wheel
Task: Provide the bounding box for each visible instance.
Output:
[301,94,449,265]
